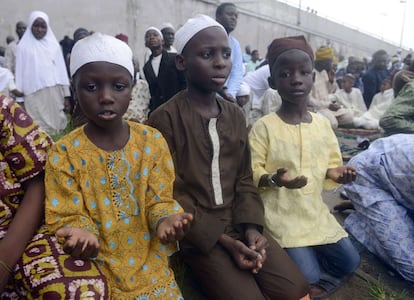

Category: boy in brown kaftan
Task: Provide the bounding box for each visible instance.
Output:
[148,14,309,300]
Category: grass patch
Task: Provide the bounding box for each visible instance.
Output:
[368,277,408,300]
[50,116,74,141]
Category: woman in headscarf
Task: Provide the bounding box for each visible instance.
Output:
[15,11,69,135]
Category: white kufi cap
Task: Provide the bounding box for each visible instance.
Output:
[70,32,134,77]
[161,22,175,31]
[175,14,226,54]
[145,27,163,40]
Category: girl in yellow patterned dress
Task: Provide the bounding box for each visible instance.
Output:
[45,33,192,299]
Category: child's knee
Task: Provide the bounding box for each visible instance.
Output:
[340,239,361,275]
[344,249,361,275]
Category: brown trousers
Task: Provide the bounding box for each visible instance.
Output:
[180,231,309,300]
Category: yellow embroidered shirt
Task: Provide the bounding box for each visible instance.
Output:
[45,122,183,299]
[249,113,348,248]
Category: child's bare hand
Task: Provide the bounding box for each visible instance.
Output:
[327,166,356,184]
[228,239,263,272]
[245,227,268,273]
[329,102,341,111]
[56,227,99,260]
[219,233,263,274]
[157,212,193,244]
[245,226,268,253]
[275,168,308,189]
[328,69,336,83]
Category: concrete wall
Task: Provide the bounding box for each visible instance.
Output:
[0,0,405,67]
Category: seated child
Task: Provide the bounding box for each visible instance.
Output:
[353,78,393,129]
[45,33,192,299]
[249,36,360,299]
[0,95,109,298]
[333,73,367,121]
[148,14,310,300]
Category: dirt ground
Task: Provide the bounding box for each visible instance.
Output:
[322,189,414,300]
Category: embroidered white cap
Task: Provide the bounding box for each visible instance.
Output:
[70,32,134,77]
[175,14,226,54]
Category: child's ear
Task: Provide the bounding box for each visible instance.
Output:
[175,54,186,71]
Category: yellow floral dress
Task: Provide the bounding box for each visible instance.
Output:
[45,121,184,299]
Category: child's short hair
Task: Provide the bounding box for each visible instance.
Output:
[267,36,314,69]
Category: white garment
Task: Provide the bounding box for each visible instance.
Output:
[0,67,15,93]
[310,69,337,110]
[15,11,69,95]
[334,87,367,117]
[167,46,177,53]
[151,54,162,77]
[143,46,175,66]
[4,40,17,74]
[24,85,69,134]
[242,65,270,109]
[248,88,281,126]
[353,89,394,129]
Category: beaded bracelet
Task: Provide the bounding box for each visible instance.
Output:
[0,259,12,273]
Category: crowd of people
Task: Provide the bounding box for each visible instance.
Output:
[1,2,414,299]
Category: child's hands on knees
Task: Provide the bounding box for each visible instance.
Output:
[245,225,268,273]
[55,227,99,260]
[273,168,308,189]
[219,233,263,274]
[157,212,193,244]
[326,166,356,184]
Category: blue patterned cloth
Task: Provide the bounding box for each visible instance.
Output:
[344,134,414,282]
